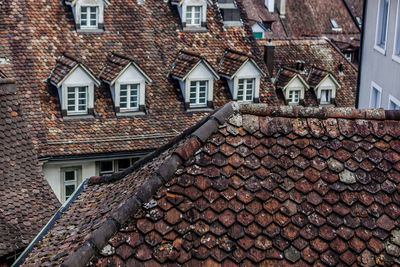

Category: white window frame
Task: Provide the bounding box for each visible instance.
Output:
[80,6,99,29]
[66,86,88,115]
[99,160,115,175]
[288,89,301,105]
[61,167,81,203]
[393,0,400,63]
[344,52,352,62]
[330,18,342,31]
[389,94,400,109]
[374,0,390,55]
[237,78,255,102]
[186,6,202,26]
[370,81,383,108]
[119,83,140,112]
[189,80,208,107]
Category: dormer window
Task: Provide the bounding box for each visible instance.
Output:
[65,0,110,32]
[100,53,152,115]
[186,6,201,26]
[171,0,208,30]
[307,67,340,106]
[170,51,219,110]
[218,49,266,103]
[330,18,342,31]
[80,6,98,28]
[48,54,100,117]
[275,67,309,106]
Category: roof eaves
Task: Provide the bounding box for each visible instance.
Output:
[59,102,239,267]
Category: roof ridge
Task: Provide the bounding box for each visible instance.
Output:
[60,102,239,267]
[238,104,400,120]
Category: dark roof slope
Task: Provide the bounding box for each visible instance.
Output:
[274,66,302,88]
[22,103,400,266]
[1,0,278,159]
[307,66,331,88]
[259,38,358,107]
[0,79,60,261]
[218,49,261,78]
[241,0,275,24]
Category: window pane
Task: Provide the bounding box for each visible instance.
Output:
[118,159,131,171]
[377,0,389,47]
[190,82,197,104]
[81,7,87,26]
[130,84,139,108]
[65,184,76,200]
[65,171,76,181]
[100,161,113,173]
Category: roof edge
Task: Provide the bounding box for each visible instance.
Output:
[59,102,239,267]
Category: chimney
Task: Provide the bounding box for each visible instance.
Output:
[265,0,275,13]
[295,61,305,72]
[264,40,275,77]
[278,0,286,18]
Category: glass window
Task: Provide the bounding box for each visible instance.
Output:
[62,169,78,202]
[189,81,207,106]
[237,78,255,102]
[118,159,131,171]
[370,86,381,108]
[330,18,340,29]
[390,100,400,110]
[344,52,352,62]
[376,0,389,48]
[288,90,300,104]
[320,89,332,104]
[186,6,201,26]
[254,32,263,39]
[100,161,114,175]
[395,2,400,56]
[67,86,87,114]
[120,84,139,111]
[81,6,98,28]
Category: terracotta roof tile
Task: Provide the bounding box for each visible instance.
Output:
[0,79,59,262]
[21,103,400,266]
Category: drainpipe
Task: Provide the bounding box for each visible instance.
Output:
[355,0,368,109]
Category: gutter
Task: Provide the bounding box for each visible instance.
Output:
[12,179,88,267]
[355,0,368,109]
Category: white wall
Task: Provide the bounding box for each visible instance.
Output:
[114,65,147,108]
[232,61,262,100]
[185,62,215,102]
[359,0,400,109]
[252,23,265,38]
[284,76,306,101]
[42,160,96,202]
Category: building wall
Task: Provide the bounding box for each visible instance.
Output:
[42,160,96,202]
[359,0,400,109]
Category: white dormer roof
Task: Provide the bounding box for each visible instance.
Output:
[283,74,309,91]
[67,0,110,6]
[314,73,341,90]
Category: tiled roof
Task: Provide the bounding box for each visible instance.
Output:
[307,66,331,88]
[0,79,60,261]
[218,49,263,79]
[170,51,212,80]
[274,66,302,88]
[0,0,278,158]
[22,103,400,266]
[240,0,275,24]
[259,38,358,107]
[100,53,150,84]
[343,0,364,23]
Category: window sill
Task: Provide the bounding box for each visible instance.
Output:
[223,21,243,27]
[186,107,213,113]
[183,27,207,32]
[117,111,146,117]
[374,45,386,56]
[63,115,95,120]
[77,29,104,34]
[392,54,400,64]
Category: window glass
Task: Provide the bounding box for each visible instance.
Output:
[390,100,400,110]
[330,18,339,29]
[118,159,131,171]
[254,32,263,39]
[67,86,87,113]
[189,81,207,106]
[288,90,300,104]
[81,6,97,28]
[186,6,201,25]
[320,89,332,104]
[370,86,381,108]
[100,161,114,174]
[120,84,139,110]
[395,2,400,56]
[237,78,255,102]
[62,169,78,202]
[376,0,389,48]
